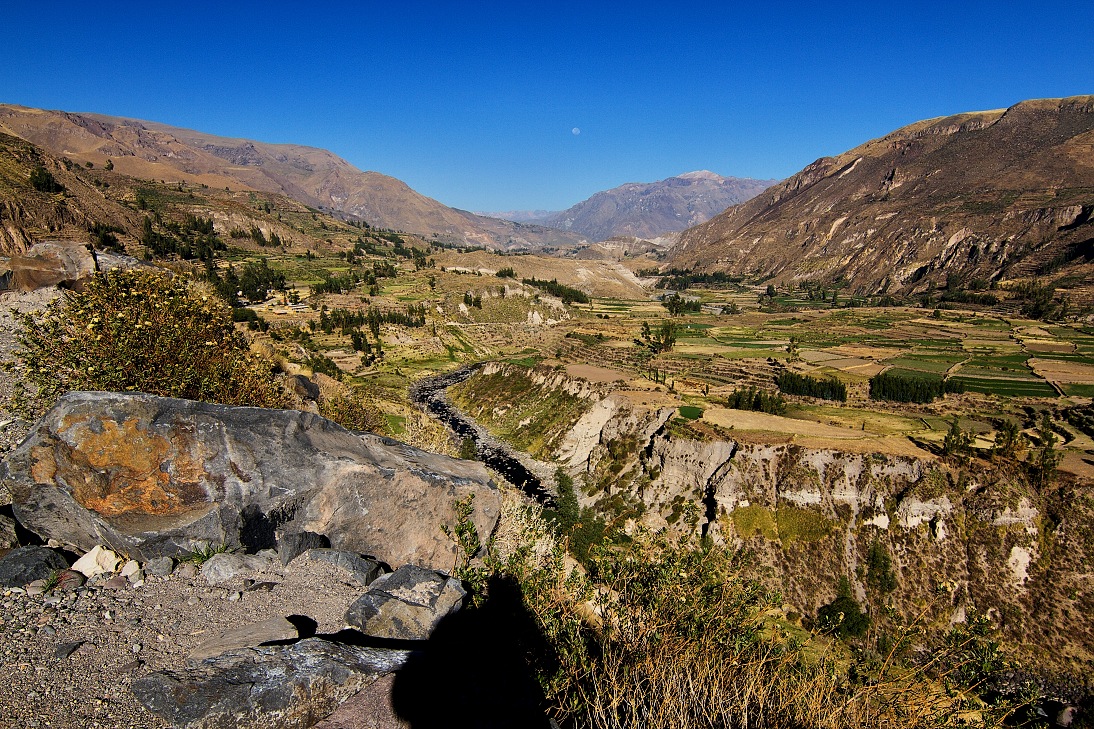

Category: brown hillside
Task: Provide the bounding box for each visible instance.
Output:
[0,105,585,251]
[671,96,1094,299]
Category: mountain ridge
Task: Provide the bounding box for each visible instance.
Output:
[533,171,777,241]
[0,104,586,251]
[670,95,1094,299]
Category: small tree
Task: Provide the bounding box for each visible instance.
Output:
[14,269,285,414]
[817,576,870,639]
[1029,413,1063,489]
[29,165,64,193]
[993,419,1024,459]
[943,416,973,456]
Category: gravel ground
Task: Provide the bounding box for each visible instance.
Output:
[0,288,60,505]
[0,555,369,728]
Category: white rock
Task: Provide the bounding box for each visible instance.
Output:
[71,545,121,578]
[120,560,141,579]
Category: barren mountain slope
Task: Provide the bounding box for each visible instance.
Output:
[671,96,1094,296]
[0,105,584,251]
[539,170,776,241]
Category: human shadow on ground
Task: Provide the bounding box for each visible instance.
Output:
[388,573,556,728]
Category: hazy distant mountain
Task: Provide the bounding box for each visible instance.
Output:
[475,209,559,223]
[671,96,1094,299]
[532,171,777,241]
[0,105,585,251]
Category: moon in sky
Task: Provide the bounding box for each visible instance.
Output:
[572,127,581,135]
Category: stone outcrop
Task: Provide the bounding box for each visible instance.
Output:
[5,241,96,292]
[1,391,501,571]
[132,638,410,729]
[345,564,466,640]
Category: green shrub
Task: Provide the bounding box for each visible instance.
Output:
[13,269,286,413]
[29,165,64,193]
[817,576,870,638]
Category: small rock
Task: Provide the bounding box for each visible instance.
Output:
[120,560,141,579]
[227,591,241,602]
[54,641,84,659]
[0,546,68,588]
[277,530,330,565]
[103,575,128,590]
[132,643,142,653]
[145,557,174,577]
[187,616,299,662]
[25,584,45,597]
[135,639,410,729]
[200,553,245,584]
[0,514,18,550]
[244,581,277,592]
[71,545,121,578]
[55,569,85,591]
[175,562,199,579]
[344,564,466,640]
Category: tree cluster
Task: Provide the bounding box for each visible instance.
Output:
[725,386,786,415]
[661,292,701,315]
[521,277,590,305]
[775,371,847,402]
[869,371,963,404]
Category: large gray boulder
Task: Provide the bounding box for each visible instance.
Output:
[133,638,410,729]
[345,564,466,640]
[1,392,500,571]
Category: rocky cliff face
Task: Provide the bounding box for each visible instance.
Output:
[453,364,1094,670]
[670,97,1094,301]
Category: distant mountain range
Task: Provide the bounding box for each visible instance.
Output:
[0,105,585,251]
[480,171,777,241]
[672,96,1094,298]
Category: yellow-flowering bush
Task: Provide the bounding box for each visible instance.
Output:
[13,269,286,412]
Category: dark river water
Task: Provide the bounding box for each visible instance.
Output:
[411,366,554,507]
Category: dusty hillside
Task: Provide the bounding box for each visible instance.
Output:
[432,249,648,300]
[539,171,777,241]
[0,131,143,254]
[671,96,1094,299]
[0,105,586,251]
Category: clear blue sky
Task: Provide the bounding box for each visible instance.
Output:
[2,1,1091,211]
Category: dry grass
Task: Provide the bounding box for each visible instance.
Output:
[483,521,1022,729]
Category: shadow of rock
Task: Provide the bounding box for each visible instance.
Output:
[389,574,555,728]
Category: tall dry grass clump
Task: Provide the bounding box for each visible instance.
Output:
[477,509,1021,729]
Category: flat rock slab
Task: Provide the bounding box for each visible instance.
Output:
[0,545,68,587]
[187,616,299,662]
[307,549,383,586]
[2,391,501,571]
[345,564,466,640]
[133,637,411,729]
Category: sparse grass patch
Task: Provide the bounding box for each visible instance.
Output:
[775,505,833,544]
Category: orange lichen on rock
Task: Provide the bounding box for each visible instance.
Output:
[49,414,210,517]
